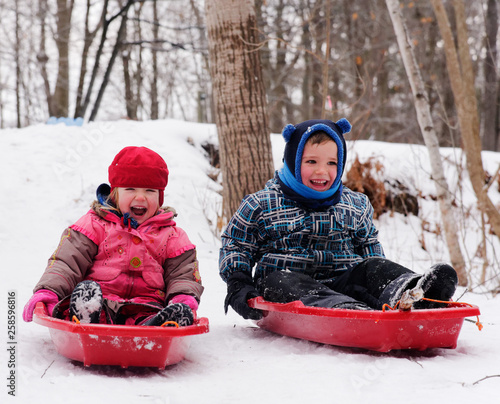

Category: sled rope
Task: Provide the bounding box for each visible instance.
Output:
[382,298,483,331]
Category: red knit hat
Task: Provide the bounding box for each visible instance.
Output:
[108,146,169,206]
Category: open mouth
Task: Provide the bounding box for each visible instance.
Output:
[309,179,329,189]
[130,206,147,217]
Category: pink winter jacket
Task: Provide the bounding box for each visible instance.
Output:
[34,204,203,307]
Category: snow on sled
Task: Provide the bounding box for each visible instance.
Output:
[33,302,209,369]
[248,297,480,352]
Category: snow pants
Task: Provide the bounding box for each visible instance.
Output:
[256,258,424,310]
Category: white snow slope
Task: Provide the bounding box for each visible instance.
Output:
[1,119,499,404]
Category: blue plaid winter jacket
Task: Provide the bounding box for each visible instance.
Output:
[219,176,385,283]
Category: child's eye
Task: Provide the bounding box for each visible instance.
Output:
[328,161,338,166]
[125,187,135,191]
[304,159,316,164]
[146,189,157,193]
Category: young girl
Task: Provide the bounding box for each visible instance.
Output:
[23,146,203,326]
[220,119,458,320]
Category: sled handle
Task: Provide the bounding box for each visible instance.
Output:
[161,321,180,328]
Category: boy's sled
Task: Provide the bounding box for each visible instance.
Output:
[248,297,480,352]
[33,302,209,369]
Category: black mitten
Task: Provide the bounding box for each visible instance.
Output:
[224,271,263,320]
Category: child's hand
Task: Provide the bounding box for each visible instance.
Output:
[169,294,199,311]
[224,271,263,320]
[22,290,59,322]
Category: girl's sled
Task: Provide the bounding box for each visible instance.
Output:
[33,302,209,369]
[248,297,480,352]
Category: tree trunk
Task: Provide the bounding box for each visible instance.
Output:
[53,0,74,118]
[74,0,104,119]
[320,0,331,119]
[311,1,324,118]
[205,0,274,220]
[150,0,159,120]
[481,0,499,151]
[0,58,3,128]
[300,8,312,122]
[37,0,54,117]
[15,0,22,127]
[268,0,288,133]
[122,46,136,120]
[131,3,144,119]
[431,0,500,240]
[385,0,467,285]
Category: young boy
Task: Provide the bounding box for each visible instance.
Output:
[219,119,458,320]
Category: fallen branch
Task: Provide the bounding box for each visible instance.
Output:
[472,375,500,385]
[41,360,55,379]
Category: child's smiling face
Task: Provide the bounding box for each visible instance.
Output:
[300,139,338,192]
[116,187,159,224]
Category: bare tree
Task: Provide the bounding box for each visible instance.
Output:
[205,0,274,220]
[88,0,134,121]
[15,0,21,127]
[74,0,105,119]
[150,0,159,120]
[52,0,74,117]
[78,0,130,120]
[430,0,500,240]
[385,0,467,285]
[481,0,499,152]
[122,2,145,120]
[36,0,74,118]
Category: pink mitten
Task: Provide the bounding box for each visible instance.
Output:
[23,290,59,322]
[169,294,199,311]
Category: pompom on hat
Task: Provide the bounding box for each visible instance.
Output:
[108,146,169,206]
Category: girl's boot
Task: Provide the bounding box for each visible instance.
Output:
[69,280,103,323]
[141,303,194,327]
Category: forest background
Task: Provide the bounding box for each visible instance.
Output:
[0,0,499,292]
[2,0,499,149]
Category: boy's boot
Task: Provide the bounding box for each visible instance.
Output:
[380,264,458,310]
[69,280,103,323]
[411,264,458,309]
[142,303,194,327]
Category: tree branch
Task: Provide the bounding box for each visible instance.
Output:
[472,375,500,385]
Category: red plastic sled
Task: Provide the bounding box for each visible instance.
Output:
[248,297,480,352]
[33,302,209,369]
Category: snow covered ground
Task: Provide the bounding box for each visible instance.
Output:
[1,119,499,404]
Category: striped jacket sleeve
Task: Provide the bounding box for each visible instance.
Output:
[219,194,263,282]
[351,193,385,258]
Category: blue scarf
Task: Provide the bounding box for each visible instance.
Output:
[277,165,343,209]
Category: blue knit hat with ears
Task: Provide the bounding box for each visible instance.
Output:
[282,118,351,184]
[277,118,351,208]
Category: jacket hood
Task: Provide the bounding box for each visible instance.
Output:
[91,183,177,229]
